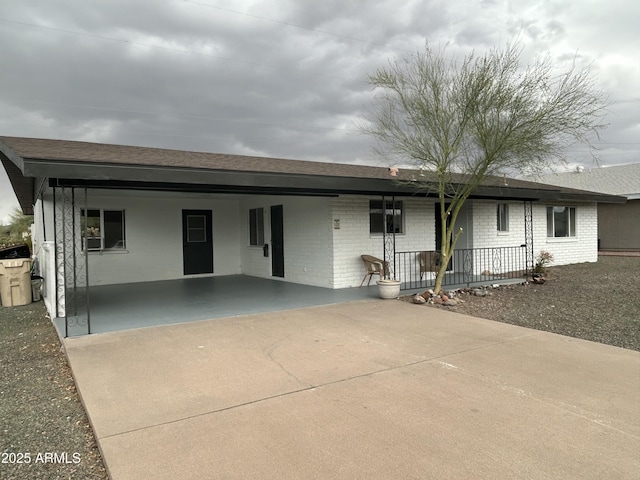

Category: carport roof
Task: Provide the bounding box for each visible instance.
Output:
[1,136,627,214]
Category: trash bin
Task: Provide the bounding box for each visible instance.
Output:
[31,276,44,302]
[0,244,31,259]
[0,258,32,307]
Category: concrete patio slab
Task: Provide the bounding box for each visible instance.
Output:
[55,275,379,336]
[64,300,640,480]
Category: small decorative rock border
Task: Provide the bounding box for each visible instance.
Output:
[407,282,531,307]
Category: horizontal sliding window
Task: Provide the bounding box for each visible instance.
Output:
[81,209,126,250]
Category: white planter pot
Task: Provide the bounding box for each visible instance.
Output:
[377,279,401,299]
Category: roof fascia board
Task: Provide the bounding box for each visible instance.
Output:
[24,158,627,204]
[0,142,25,171]
[0,153,34,214]
[33,159,434,196]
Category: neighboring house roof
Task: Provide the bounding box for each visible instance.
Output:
[0,136,626,214]
[537,163,640,200]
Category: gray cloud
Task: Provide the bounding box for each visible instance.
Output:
[1,0,638,223]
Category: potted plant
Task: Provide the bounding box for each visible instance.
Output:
[377,262,401,299]
[377,278,401,298]
[532,250,554,283]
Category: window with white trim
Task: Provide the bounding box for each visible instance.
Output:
[249,208,265,245]
[546,206,576,238]
[82,209,126,250]
[497,203,509,232]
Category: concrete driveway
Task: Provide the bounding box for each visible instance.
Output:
[64,300,640,479]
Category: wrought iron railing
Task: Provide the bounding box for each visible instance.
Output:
[395,246,527,290]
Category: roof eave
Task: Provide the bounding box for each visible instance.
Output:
[0,151,34,214]
[13,156,628,204]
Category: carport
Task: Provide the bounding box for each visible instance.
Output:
[54,275,378,336]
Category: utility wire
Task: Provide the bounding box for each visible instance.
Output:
[9,99,361,133]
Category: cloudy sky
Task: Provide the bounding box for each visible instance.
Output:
[1,0,638,223]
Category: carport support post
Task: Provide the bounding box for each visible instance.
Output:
[524,201,534,277]
[382,195,397,280]
[53,185,91,336]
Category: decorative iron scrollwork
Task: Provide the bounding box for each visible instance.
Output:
[53,186,90,336]
[524,201,534,276]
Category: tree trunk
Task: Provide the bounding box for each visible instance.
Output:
[433,259,447,294]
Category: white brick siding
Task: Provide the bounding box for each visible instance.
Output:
[330,196,435,288]
[472,201,526,249]
[40,189,242,286]
[538,203,598,265]
[472,200,598,271]
[471,201,527,275]
[34,189,599,304]
[239,196,333,287]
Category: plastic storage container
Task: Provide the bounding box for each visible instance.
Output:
[31,276,43,302]
[0,244,30,259]
[0,258,32,306]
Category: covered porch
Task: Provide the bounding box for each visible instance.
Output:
[54,275,379,337]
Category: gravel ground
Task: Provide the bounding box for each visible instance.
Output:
[0,302,107,480]
[1,256,637,479]
[416,255,640,351]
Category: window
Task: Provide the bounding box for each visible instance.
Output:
[370,200,403,234]
[186,215,206,243]
[547,206,576,237]
[497,203,509,232]
[249,208,265,245]
[82,209,126,250]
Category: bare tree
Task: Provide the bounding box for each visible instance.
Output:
[363,42,608,294]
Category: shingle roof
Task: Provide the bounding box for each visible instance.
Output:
[537,163,640,198]
[0,136,391,179]
[0,135,532,186]
[0,136,627,213]
[0,136,569,190]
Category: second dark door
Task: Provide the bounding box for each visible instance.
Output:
[270,205,284,277]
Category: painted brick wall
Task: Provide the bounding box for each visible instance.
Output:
[330,196,435,288]
[538,203,598,266]
[472,200,598,270]
[34,189,598,294]
[77,190,241,286]
[472,201,526,249]
[471,201,527,275]
[239,196,332,287]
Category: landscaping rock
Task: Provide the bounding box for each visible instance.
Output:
[413,294,426,304]
[443,299,458,306]
[472,288,487,297]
